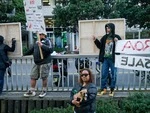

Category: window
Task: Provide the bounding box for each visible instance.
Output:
[42,0,50,6]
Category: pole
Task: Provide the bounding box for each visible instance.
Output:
[37,33,43,59]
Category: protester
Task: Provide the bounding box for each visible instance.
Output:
[93,23,121,96]
[70,68,97,113]
[24,31,53,98]
[0,35,16,94]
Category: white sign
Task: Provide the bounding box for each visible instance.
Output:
[115,54,150,71]
[116,39,150,54]
[23,0,46,32]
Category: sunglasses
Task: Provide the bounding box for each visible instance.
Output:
[81,74,89,77]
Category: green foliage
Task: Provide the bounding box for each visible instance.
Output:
[53,0,104,29]
[96,98,120,113]
[0,0,25,25]
[53,47,65,53]
[30,93,150,113]
[119,93,150,113]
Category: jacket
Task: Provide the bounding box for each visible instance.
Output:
[24,38,53,65]
[0,40,16,70]
[94,23,121,63]
[70,83,97,113]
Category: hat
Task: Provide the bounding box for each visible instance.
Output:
[0,35,4,43]
[39,31,47,35]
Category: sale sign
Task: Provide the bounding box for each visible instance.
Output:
[23,0,46,32]
[115,54,150,71]
[115,39,150,54]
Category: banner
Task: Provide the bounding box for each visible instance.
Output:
[23,0,46,32]
[116,39,150,54]
[115,54,150,71]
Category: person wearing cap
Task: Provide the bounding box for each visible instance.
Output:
[23,31,53,98]
[0,35,16,94]
[93,23,121,97]
[70,68,97,113]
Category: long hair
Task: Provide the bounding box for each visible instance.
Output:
[79,68,94,84]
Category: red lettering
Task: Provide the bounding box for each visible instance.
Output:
[143,40,150,51]
[122,41,135,51]
[135,41,144,51]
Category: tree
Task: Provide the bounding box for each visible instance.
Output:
[116,0,150,28]
[52,0,104,32]
[0,0,26,26]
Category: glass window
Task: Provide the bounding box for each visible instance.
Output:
[42,0,50,6]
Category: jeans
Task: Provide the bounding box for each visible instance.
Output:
[101,58,117,90]
[0,70,5,94]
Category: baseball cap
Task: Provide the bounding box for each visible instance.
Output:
[39,31,47,36]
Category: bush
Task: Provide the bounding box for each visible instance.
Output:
[30,93,150,113]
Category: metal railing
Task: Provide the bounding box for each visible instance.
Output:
[4,55,150,92]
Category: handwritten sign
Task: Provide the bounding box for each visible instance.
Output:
[116,39,150,54]
[23,0,46,32]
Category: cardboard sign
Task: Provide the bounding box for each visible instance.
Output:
[23,0,46,32]
[0,23,23,57]
[79,18,126,55]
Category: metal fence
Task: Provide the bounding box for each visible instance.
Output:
[4,55,150,92]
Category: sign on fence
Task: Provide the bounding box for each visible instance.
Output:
[0,23,23,57]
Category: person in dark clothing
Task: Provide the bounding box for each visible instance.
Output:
[24,31,53,98]
[70,68,97,113]
[0,35,16,94]
[93,23,121,97]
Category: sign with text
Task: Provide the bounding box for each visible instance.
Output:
[115,54,150,71]
[116,39,150,54]
[23,0,46,32]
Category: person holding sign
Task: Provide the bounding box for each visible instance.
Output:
[93,23,121,96]
[24,31,53,98]
[0,35,16,94]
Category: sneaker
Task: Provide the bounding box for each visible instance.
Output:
[109,90,114,97]
[24,90,36,97]
[39,91,46,98]
[97,89,107,96]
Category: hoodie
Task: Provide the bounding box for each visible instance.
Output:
[94,23,121,63]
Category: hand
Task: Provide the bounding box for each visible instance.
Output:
[114,38,118,42]
[12,38,16,43]
[72,99,80,107]
[36,41,43,47]
[92,35,96,41]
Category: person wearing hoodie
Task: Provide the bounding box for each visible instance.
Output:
[93,23,121,96]
[23,31,53,98]
[0,35,16,94]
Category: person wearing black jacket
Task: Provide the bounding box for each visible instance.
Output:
[70,68,97,113]
[0,35,16,94]
[93,23,121,97]
[24,31,53,98]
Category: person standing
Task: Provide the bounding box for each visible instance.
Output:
[93,23,121,96]
[70,68,97,113]
[24,31,53,98]
[0,35,16,94]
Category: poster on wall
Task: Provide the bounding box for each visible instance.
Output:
[78,18,126,55]
[0,23,23,57]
